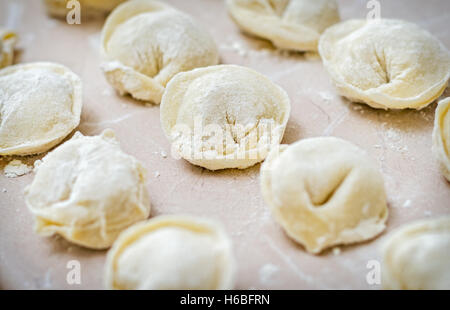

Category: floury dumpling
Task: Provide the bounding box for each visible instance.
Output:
[0,62,82,155]
[0,28,17,69]
[227,0,340,51]
[260,137,388,254]
[160,65,291,170]
[432,97,450,181]
[105,215,234,289]
[319,19,450,110]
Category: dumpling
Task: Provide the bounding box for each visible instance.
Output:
[260,137,388,254]
[100,0,219,104]
[24,129,151,249]
[160,64,291,170]
[0,62,82,156]
[227,0,340,51]
[382,217,450,290]
[0,28,17,69]
[432,97,450,181]
[319,19,450,110]
[104,215,235,290]
[44,0,128,18]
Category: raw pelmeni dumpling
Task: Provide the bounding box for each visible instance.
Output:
[100,0,219,104]
[44,0,128,18]
[319,19,450,110]
[104,215,235,290]
[432,97,450,181]
[0,28,17,69]
[24,129,151,249]
[160,64,291,170]
[382,217,450,290]
[227,0,340,51]
[260,137,388,254]
[0,62,82,155]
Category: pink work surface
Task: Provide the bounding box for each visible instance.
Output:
[0,0,449,290]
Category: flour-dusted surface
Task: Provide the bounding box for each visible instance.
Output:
[3,159,32,178]
[0,0,449,289]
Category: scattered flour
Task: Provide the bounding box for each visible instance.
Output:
[386,128,400,140]
[304,51,320,60]
[4,160,33,178]
[16,32,35,50]
[259,263,280,285]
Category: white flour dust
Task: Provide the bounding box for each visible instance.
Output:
[4,159,32,178]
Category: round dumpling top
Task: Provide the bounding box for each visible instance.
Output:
[382,217,450,290]
[432,97,450,181]
[319,19,450,110]
[105,215,235,290]
[100,0,219,104]
[0,28,17,69]
[0,62,82,155]
[24,129,151,249]
[260,137,388,254]
[44,0,128,18]
[227,0,340,51]
[160,64,291,170]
